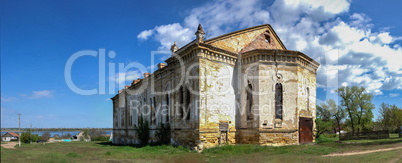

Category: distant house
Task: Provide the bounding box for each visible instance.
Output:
[72,132,90,142]
[2,132,19,142]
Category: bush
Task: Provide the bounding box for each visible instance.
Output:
[322,133,337,138]
[137,116,150,145]
[20,132,40,143]
[41,132,51,141]
[91,135,110,141]
[316,135,333,143]
[155,123,171,145]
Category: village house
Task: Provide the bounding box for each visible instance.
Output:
[111,24,319,150]
[1,132,19,142]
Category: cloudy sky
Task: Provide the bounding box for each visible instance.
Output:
[1,0,401,128]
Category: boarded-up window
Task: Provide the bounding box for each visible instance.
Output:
[275,83,283,119]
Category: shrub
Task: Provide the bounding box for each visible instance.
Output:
[322,133,337,138]
[155,123,171,145]
[20,132,40,143]
[91,135,110,141]
[137,116,150,145]
[316,135,333,143]
[41,132,51,141]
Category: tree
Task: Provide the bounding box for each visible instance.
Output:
[377,103,402,132]
[336,86,374,135]
[136,116,150,145]
[53,134,60,139]
[61,133,72,139]
[20,132,40,143]
[88,128,107,141]
[316,99,345,136]
[41,132,51,141]
[315,105,332,138]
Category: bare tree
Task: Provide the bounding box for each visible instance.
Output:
[41,132,51,141]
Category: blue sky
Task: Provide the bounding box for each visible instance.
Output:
[1,0,401,128]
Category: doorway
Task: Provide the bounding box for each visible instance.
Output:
[299,117,313,144]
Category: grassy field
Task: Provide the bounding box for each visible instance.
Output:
[1,137,402,163]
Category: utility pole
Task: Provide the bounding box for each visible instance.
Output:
[18,114,21,147]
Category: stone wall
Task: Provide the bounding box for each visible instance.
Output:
[259,130,298,146]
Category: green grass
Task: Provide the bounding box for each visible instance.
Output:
[1,138,402,163]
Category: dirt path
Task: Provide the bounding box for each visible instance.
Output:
[1,142,18,149]
[323,146,402,157]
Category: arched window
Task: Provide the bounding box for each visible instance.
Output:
[185,87,191,120]
[246,81,253,120]
[265,34,271,43]
[138,101,142,124]
[275,83,283,119]
[179,86,184,119]
[165,94,169,123]
[306,87,310,111]
[129,109,133,126]
[151,97,156,125]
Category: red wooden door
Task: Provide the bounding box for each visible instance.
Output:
[299,117,313,144]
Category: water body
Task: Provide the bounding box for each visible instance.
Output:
[1,131,112,137]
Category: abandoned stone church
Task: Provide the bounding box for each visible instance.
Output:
[112,24,319,150]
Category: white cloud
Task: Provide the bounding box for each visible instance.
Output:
[1,96,17,102]
[28,90,54,99]
[137,29,154,40]
[110,70,143,86]
[376,32,393,44]
[136,23,193,50]
[136,0,402,94]
[389,93,400,97]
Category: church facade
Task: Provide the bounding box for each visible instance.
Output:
[112,24,319,150]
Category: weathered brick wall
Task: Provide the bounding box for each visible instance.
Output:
[235,129,298,146]
[259,131,298,145]
[235,129,260,144]
[199,131,236,149]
